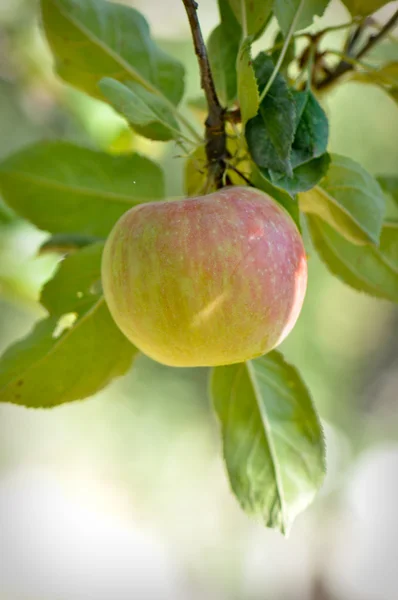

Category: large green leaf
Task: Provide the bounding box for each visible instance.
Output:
[41,0,184,105]
[212,352,325,535]
[308,216,398,302]
[99,78,181,141]
[228,0,273,37]
[274,0,330,36]
[207,0,241,107]
[0,244,137,407]
[246,53,296,175]
[0,142,164,237]
[299,154,385,245]
[237,37,260,124]
[341,0,392,17]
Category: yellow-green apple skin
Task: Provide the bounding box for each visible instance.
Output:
[101,186,307,367]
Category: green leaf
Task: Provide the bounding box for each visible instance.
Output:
[0,244,137,407]
[211,352,325,535]
[341,0,392,17]
[290,90,329,169]
[378,175,398,205]
[0,142,164,237]
[299,154,385,245]
[237,37,260,124]
[246,53,296,174]
[228,0,273,37]
[308,216,398,302]
[41,0,184,105]
[208,0,241,106]
[99,78,181,141]
[274,0,330,36]
[269,153,331,195]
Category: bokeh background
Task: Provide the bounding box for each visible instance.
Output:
[1,1,398,599]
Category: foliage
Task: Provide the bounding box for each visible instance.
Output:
[0,0,397,534]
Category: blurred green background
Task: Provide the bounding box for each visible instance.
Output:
[0,1,398,599]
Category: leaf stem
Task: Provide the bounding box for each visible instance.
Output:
[182,0,227,189]
[258,0,306,103]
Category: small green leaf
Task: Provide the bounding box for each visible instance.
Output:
[290,90,329,169]
[228,0,273,37]
[237,37,260,124]
[99,78,181,141]
[308,216,398,302]
[41,0,184,105]
[0,142,164,237]
[274,0,330,36]
[208,0,241,106]
[299,154,385,245]
[246,53,296,174]
[341,0,392,17]
[269,153,331,195]
[211,352,325,535]
[0,244,137,407]
[256,86,329,197]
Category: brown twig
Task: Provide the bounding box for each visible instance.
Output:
[316,8,398,91]
[182,0,227,189]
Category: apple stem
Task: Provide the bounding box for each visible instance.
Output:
[181,0,228,190]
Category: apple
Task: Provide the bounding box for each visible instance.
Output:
[101,186,307,367]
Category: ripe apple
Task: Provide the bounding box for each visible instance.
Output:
[101,186,307,367]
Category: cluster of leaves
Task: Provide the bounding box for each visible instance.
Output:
[0,0,397,535]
